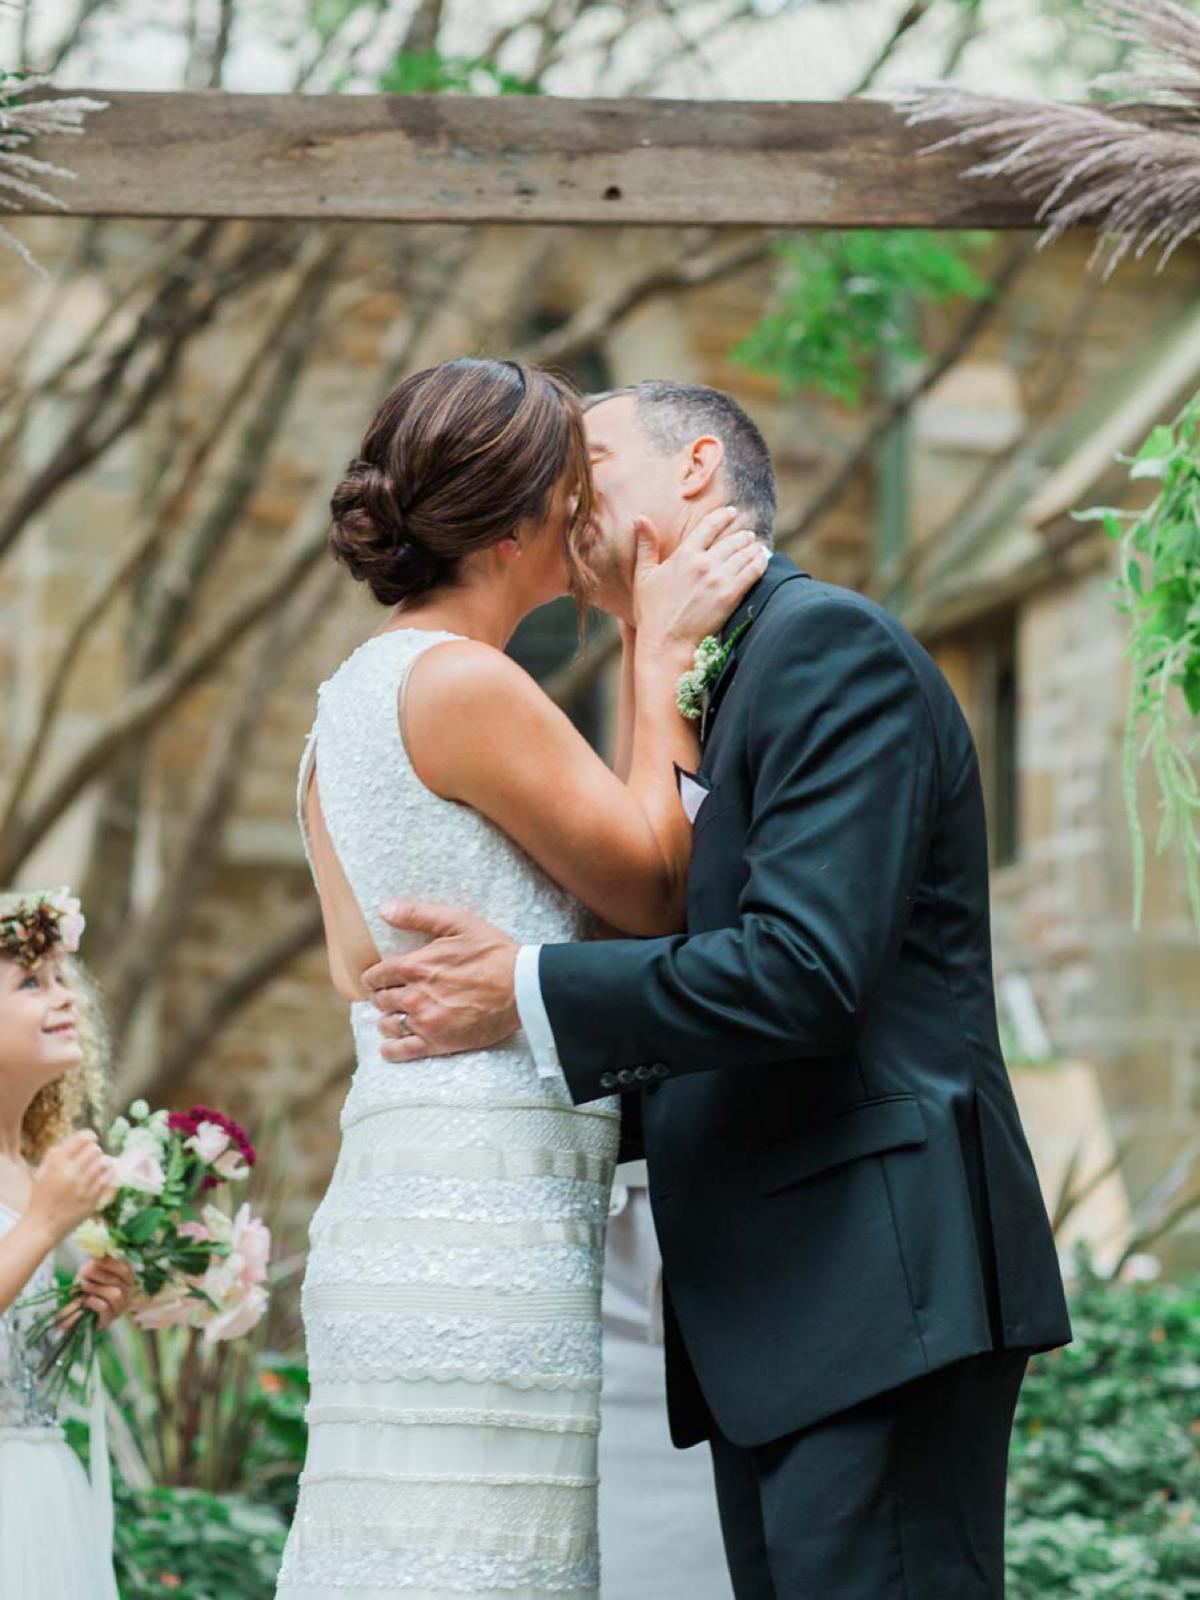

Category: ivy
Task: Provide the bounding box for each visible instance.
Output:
[733,230,992,406]
[378,49,540,98]
[1078,399,1200,938]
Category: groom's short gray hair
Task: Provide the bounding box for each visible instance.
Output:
[587,380,777,545]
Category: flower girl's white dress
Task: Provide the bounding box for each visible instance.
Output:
[277,630,620,1598]
[0,1202,118,1598]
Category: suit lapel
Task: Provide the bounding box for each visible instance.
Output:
[700,552,808,748]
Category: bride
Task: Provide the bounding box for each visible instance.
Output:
[276,356,766,1599]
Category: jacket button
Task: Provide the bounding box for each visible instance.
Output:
[599,1073,618,1090]
[617,1069,636,1087]
[651,1062,670,1079]
[634,1065,654,1083]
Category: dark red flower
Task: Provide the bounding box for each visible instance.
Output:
[180,1105,257,1167]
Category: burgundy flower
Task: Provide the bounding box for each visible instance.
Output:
[177,1105,257,1167]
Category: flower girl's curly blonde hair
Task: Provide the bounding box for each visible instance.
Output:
[21,956,111,1164]
[0,889,111,1162]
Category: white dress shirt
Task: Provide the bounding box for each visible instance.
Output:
[514,943,565,1082]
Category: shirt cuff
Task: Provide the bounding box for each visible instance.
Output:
[515,944,565,1084]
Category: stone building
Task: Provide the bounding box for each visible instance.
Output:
[2,220,1198,1263]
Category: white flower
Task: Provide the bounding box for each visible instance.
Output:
[109,1144,166,1195]
[186,1121,231,1165]
[76,1218,119,1259]
[128,1099,150,1122]
[1120,1253,1162,1284]
[133,1284,199,1331]
[213,1148,250,1182]
[201,1283,268,1344]
[46,890,86,954]
[107,1116,130,1152]
[675,668,707,722]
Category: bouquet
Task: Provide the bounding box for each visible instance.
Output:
[27,1099,271,1401]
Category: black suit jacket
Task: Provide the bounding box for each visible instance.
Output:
[540,555,1071,1449]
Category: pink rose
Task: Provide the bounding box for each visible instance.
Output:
[132,1285,198,1331]
[110,1145,166,1195]
[201,1283,268,1344]
[231,1205,271,1288]
[178,1219,214,1244]
[213,1148,250,1182]
[186,1121,231,1165]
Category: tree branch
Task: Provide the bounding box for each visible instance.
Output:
[0,222,296,561]
[106,565,341,1044]
[0,232,348,832]
[0,518,330,881]
[132,906,328,1104]
[521,230,779,369]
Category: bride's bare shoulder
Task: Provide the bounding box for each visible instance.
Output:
[403,638,558,796]
[405,636,540,709]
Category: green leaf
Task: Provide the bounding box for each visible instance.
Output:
[733,230,992,405]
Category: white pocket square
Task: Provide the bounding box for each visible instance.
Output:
[676,767,711,826]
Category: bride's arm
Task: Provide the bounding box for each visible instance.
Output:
[404,514,765,938]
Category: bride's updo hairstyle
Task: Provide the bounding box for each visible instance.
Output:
[330,358,593,608]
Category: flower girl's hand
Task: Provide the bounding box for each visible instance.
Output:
[633,505,767,659]
[27,1131,113,1249]
[62,1257,136,1333]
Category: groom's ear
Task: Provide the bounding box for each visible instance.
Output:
[680,434,725,502]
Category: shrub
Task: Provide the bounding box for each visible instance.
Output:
[1008,1261,1200,1598]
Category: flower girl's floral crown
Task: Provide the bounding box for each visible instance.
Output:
[0,888,86,970]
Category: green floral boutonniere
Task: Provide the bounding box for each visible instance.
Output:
[675,612,754,722]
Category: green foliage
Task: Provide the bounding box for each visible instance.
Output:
[0,67,33,139]
[378,49,539,98]
[113,1481,287,1600]
[1008,1262,1200,1597]
[733,230,992,407]
[1077,398,1200,937]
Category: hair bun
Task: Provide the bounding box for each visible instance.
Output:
[328,359,590,613]
[329,456,441,606]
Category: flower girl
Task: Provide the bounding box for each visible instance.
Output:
[0,888,134,1599]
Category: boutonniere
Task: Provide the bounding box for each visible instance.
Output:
[674,611,754,722]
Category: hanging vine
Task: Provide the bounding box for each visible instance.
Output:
[1078,401,1200,935]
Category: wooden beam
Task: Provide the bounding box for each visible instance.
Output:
[17,91,1045,228]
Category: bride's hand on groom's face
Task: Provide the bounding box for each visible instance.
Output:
[632,504,767,657]
[365,903,520,1062]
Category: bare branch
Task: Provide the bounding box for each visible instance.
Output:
[848,1,936,98]
[134,906,328,1104]
[107,565,341,1044]
[0,518,330,882]
[0,234,346,835]
[521,230,779,368]
[0,222,299,561]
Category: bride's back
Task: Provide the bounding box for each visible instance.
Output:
[298,625,587,1001]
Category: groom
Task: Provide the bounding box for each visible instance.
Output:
[364,380,1071,1598]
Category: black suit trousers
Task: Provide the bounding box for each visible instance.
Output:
[709,1350,1029,1600]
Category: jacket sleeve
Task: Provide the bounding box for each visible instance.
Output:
[539,599,940,1106]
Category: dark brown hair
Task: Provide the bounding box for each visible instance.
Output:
[330,358,593,607]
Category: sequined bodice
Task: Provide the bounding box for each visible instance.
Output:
[0,1204,59,1432]
[297,628,591,959]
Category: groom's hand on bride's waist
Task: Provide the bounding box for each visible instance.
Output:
[365,902,520,1062]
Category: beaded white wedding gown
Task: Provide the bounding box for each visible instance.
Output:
[277,629,619,1600]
